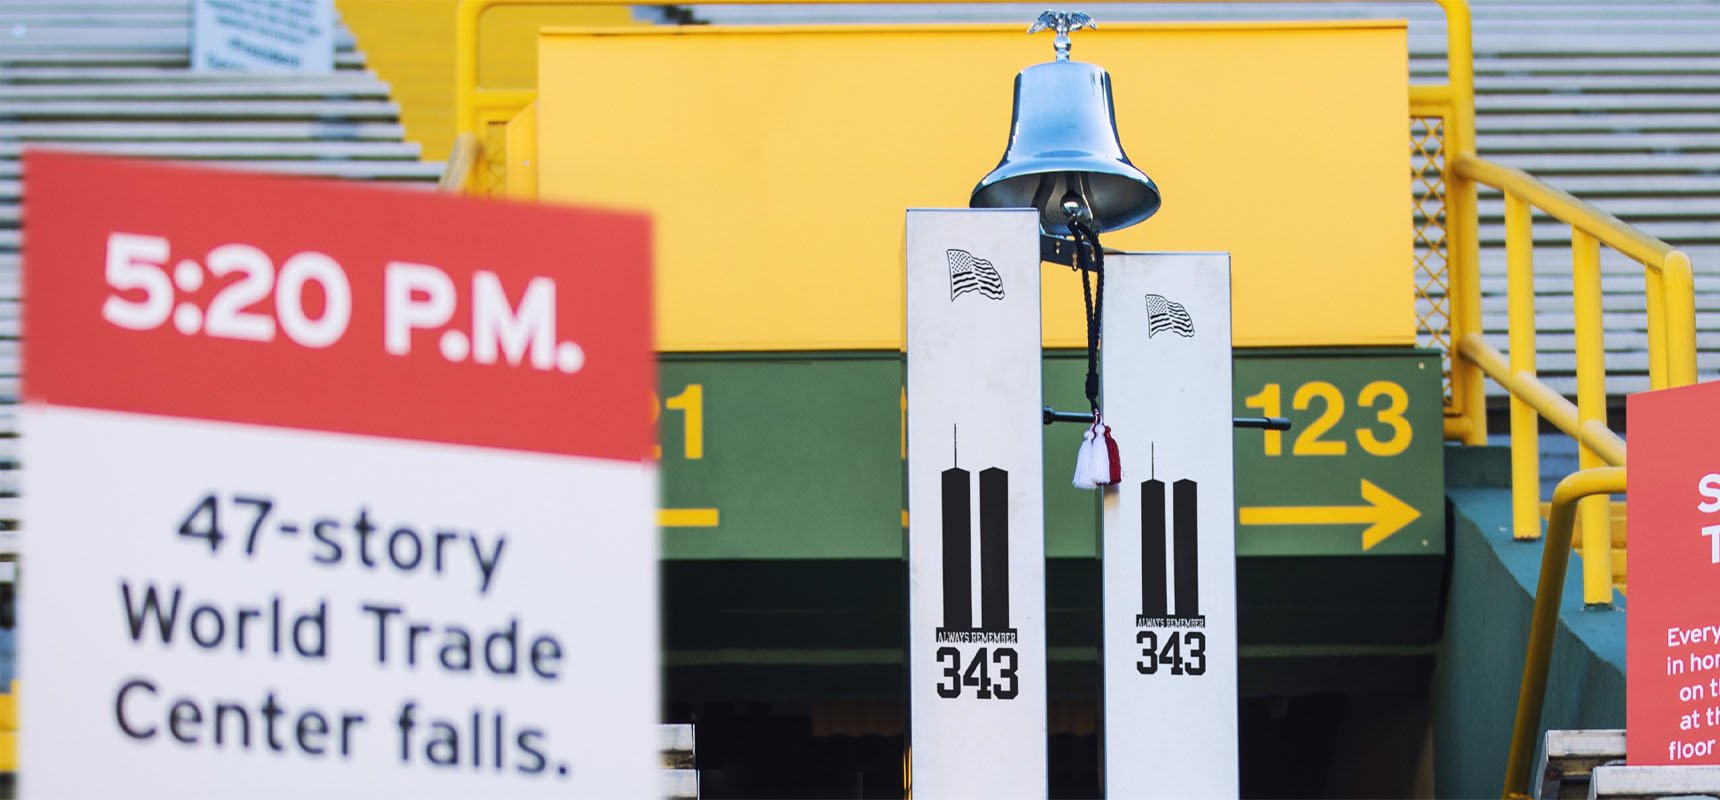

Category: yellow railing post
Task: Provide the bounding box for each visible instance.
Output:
[1458,335,1626,466]
[1502,466,1628,799]
[453,0,584,194]
[1439,0,1485,444]
[455,1,481,181]
[1569,230,1614,606]
[1646,262,1669,389]
[1456,151,1696,796]
[1504,193,1541,540]
[1665,249,1699,387]
[1455,152,1695,599]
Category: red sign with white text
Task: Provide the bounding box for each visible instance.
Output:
[22,151,651,461]
[20,152,660,798]
[1628,380,1720,766]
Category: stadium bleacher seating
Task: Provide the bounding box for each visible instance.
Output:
[0,0,445,547]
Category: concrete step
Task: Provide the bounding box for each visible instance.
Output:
[1471,290,1720,314]
[1422,56,1720,77]
[0,159,441,187]
[1478,273,1720,295]
[1469,152,1720,174]
[0,51,367,69]
[1478,330,1720,355]
[1473,195,1720,220]
[1479,131,1720,154]
[1473,220,1720,246]
[0,140,422,160]
[1477,74,1720,93]
[0,120,407,141]
[1478,309,1720,335]
[1476,114,1720,134]
[0,80,391,100]
[0,99,403,120]
[0,26,359,52]
[1477,94,1720,113]
[0,67,383,84]
[1514,175,1720,197]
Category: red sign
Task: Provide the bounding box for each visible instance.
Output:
[20,151,661,797]
[1627,380,1720,765]
[22,151,652,461]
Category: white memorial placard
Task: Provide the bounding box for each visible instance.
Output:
[905,209,1047,798]
[193,0,336,73]
[19,152,658,797]
[1098,253,1239,797]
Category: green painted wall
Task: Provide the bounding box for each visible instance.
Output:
[1433,446,1625,799]
[655,348,1449,701]
[659,348,1445,562]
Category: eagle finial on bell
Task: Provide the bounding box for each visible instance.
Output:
[969,10,1160,235]
[1027,10,1095,62]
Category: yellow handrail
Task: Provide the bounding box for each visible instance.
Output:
[1455,155,1684,269]
[1455,335,1625,467]
[1451,151,1696,565]
[1500,467,1627,799]
[1449,154,1698,797]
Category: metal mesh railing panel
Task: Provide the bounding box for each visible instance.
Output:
[1411,114,1453,406]
[477,120,509,196]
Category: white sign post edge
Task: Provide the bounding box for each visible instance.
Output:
[905,209,1048,798]
[1098,252,1239,798]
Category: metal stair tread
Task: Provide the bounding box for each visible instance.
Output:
[1590,764,1720,798]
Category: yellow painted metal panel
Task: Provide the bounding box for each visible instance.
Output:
[536,23,1411,351]
[505,100,540,199]
[336,0,635,160]
[0,681,15,772]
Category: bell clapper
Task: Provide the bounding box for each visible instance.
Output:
[1060,190,1092,225]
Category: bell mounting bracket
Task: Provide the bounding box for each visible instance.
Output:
[1040,233,1095,268]
[1042,406,1292,432]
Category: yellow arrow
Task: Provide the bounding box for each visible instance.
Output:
[1238,479,1421,551]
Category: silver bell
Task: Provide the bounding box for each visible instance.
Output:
[969,12,1161,235]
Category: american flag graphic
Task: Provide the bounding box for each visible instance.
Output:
[1145,294,1195,338]
[947,249,1005,301]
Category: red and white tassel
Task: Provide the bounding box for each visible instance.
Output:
[1090,415,1122,485]
[1072,415,1123,489]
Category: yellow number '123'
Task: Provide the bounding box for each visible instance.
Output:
[1243,380,1410,457]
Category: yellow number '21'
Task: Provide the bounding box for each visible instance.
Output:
[651,383,705,460]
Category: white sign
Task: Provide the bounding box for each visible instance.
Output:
[1098,253,1239,797]
[19,153,658,797]
[905,209,1047,798]
[193,0,336,73]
